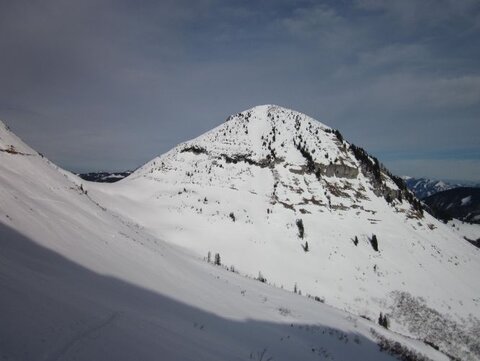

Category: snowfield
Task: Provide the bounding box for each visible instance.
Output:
[448,219,480,243]
[0,106,479,360]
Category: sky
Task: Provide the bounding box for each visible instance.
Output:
[0,0,479,181]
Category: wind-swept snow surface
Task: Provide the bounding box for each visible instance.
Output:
[88,105,480,360]
[1,118,455,360]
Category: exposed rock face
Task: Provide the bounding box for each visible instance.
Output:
[321,163,359,179]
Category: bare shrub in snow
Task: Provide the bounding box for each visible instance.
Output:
[389,291,479,360]
[352,236,359,246]
[250,348,273,361]
[302,241,309,252]
[257,271,267,283]
[278,307,291,316]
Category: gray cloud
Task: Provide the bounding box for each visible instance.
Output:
[0,0,479,180]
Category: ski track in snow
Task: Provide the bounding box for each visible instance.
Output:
[45,312,121,361]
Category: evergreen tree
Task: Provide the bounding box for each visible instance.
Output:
[370,234,379,252]
[378,312,389,328]
[214,253,221,266]
[296,219,304,239]
[383,314,389,329]
[207,251,211,263]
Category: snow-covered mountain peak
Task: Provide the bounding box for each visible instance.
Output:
[196,104,334,165]
[131,105,422,218]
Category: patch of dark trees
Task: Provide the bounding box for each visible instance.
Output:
[349,142,423,216]
[181,145,208,155]
[221,153,272,168]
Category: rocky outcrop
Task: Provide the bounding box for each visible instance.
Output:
[319,163,359,179]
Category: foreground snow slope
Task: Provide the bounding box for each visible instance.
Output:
[0,121,451,359]
[89,105,480,360]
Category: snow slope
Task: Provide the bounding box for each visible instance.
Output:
[447,219,480,247]
[88,105,480,360]
[1,121,453,360]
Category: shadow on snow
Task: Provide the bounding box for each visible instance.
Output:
[0,222,395,361]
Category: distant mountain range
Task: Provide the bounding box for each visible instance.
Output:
[402,177,461,199]
[78,171,132,183]
[401,177,480,224]
[423,187,480,224]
